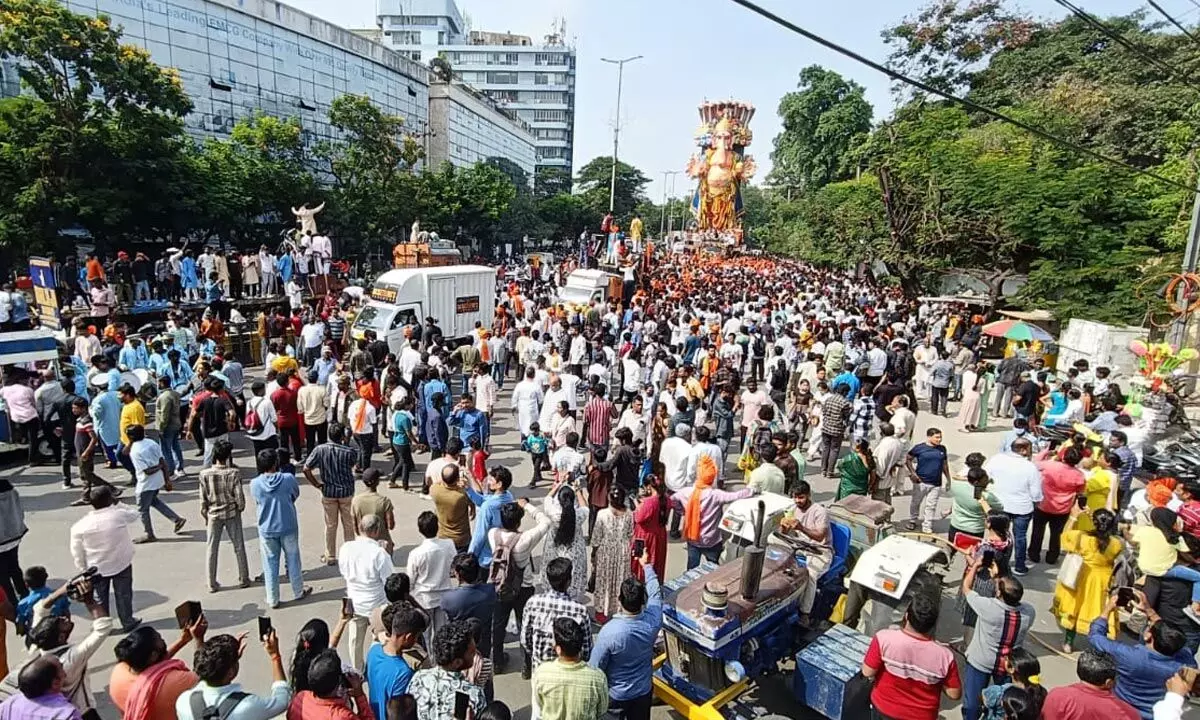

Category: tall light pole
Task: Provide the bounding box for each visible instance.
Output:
[667,172,682,234]
[601,55,642,214]
[660,170,680,238]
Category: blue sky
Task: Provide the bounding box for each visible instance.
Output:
[283,0,1197,200]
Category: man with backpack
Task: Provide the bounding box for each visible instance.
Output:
[487,497,551,675]
[243,381,278,455]
[175,631,290,720]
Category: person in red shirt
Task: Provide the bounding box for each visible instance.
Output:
[1041,648,1140,720]
[1030,445,1086,565]
[861,591,961,720]
[272,368,303,460]
[1174,481,1200,547]
[286,647,374,720]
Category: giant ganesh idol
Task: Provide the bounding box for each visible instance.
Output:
[686,101,757,238]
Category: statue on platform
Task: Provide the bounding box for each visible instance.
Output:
[685,101,757,235]
[291,202,325,236]
[409,220,420,244]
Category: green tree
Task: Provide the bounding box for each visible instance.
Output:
[191,114,319,245]
[534,166,573,199]
[0,0,193,253]
[484,157,531,195]
[574,156,651,222]
[882,0,1037,95]
[537,192,589,241]
[769,66,874,191]
[315,94,424,252]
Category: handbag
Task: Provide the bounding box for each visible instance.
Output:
[1057,552,1084,590]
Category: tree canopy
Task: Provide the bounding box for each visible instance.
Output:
[769,65,873,191]
[754,0,1200,323]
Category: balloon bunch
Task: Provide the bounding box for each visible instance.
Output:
[1128,340,1200,392]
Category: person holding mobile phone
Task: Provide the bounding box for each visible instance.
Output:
[286,648,372,720]
[590,549,663,720]
[109,615,207,719]
[175,630,291,720]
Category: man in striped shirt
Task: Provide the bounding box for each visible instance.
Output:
[961,574,1036,720]
[581,384,617,453]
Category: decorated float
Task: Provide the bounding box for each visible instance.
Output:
[684,100,758,245]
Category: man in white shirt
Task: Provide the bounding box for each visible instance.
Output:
[558,370,582,411]
[398,340,422,384]
[245,381,278,452]
[685,425,725,487]
[982,437,1043,577]
[567,328,587,376]
[338,514,395,670]
[299,318,326,367]
[511,367,543,439]
[539,377,569,431]
[407,510,455,646]
[616,396,647,447]
[68,485,142,631]
[871,422,906,504]
[470,364,499,417]
[127,424,185,544]
[660,424,693,539]
[550,434,587,486]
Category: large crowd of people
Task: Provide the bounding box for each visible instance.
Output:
[0,232,1194,720]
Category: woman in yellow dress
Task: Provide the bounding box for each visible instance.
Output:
[1075,452,1120,532]
[1051,503,1122,652]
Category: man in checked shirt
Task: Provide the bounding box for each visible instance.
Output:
[521,557,591,711]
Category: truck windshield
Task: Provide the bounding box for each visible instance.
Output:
[354,305,394,330]
[559,286,593,304]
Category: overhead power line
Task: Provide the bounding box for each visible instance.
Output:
[1145,0,1200,49]
[1051,0,1200,89]
[723,0,1197,194]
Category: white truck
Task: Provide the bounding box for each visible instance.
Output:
[555,268,622,310]
[351,265,497,354]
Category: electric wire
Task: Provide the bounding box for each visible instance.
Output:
[723,0,1198,194]
[1051,0,1200,88]
[1145,0,1200,49]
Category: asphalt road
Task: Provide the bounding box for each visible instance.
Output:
[2,375,1095,719]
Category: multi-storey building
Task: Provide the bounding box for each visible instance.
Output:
[372,0,576,177]
[427,78,537,183]
[61,0,431,147]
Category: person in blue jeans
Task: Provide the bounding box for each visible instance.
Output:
[250,448,312,609]
[155,376,185,479]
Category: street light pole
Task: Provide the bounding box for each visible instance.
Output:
[601,55,642,214]
[660,170,679,238]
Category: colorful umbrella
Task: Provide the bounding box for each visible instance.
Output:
[981,319,1054,342]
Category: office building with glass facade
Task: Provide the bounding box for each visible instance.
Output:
[60,0,430,146]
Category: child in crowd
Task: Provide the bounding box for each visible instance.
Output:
[522,422,550,488]
[980,648,1046,720]
[468,437,489,484]
[276,448,296,476]
[15,566,69,644]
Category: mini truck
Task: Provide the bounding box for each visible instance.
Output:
[351,265,497,354]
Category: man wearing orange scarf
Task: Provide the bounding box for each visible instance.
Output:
[670,453,755,570]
